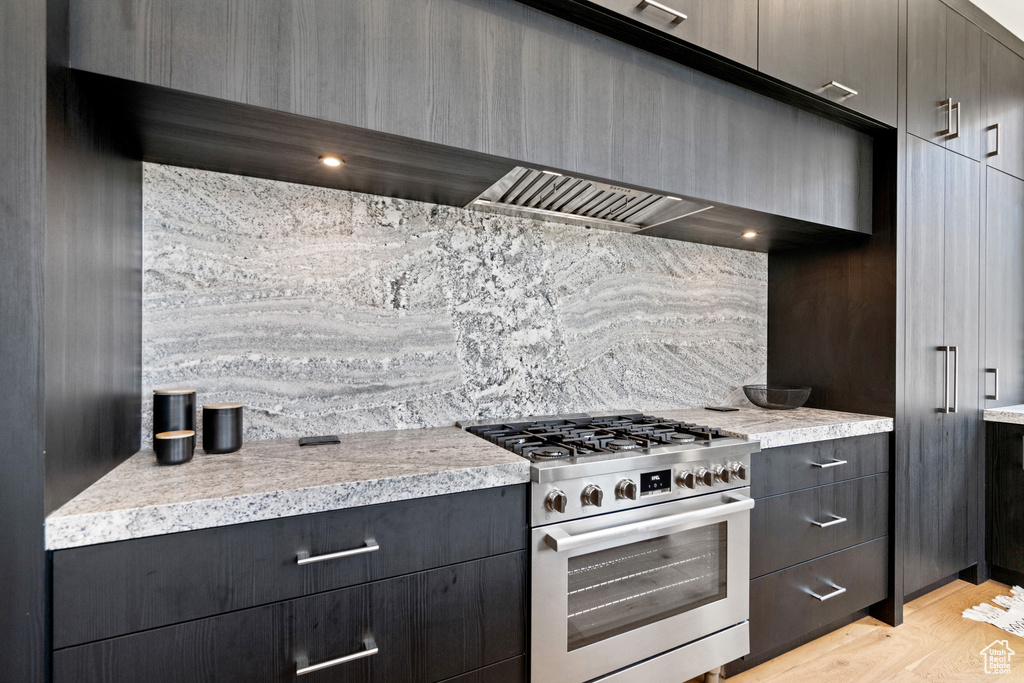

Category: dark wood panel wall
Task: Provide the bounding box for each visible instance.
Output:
[0,0,48,680]
[68,0,873,234]
[45,64,143,514]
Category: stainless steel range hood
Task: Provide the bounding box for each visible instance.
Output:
[467,166,713,233]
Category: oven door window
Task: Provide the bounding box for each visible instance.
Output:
[566,522,727,651]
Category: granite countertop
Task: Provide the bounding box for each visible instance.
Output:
[654,405,893,449]
[45,426,529,550]
[983,405,1024,424]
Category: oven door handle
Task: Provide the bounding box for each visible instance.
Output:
[543,493,754,552]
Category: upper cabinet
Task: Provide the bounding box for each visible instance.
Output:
[758,0,898,126]
[585,0,757,67]
[984,36,1024,181]
[908,0,983,160]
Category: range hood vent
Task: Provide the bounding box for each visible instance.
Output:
[467,167,713,233]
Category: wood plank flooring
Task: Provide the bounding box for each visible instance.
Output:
[722,580,1024,681]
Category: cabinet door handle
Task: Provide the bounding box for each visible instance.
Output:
[950,345,959,413]
[993,123,1001,156]
[944,98,954,136]
[297,539,379,565]
[636,0,687,23]
[811,459,848,469]
[296,637,378,676]
[986,368,999,400]
[947,101,962,139]
[824,80,858,97]
[811,514,848,528]
[807,582,847,602]
[939,346,951,413]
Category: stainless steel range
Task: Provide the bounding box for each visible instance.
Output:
[461,412,760,683]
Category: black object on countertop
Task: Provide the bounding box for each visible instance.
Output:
[153,388,196,436]
[743,384,812,410]
[203,403,243,454]
[705,406,741,412]
[154,430,195,465]
[298,435,341,447]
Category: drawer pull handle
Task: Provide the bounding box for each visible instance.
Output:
[811,459,848,469]
[636,0,687,23]
[296,637,378,676]
[807,582,847,602]
[824,80,858,97]
[811,514,848,528]
[297,539,379,565]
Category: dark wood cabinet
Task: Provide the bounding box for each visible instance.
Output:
[751,474,888,578]
[984,168,1024,407]
[908,0,983,159]
[751,433,889,498]
[53,552,527,683]
[51,487,528,682]
[748,538,888,656]
[584,0,757,67]
[986,422,1024,583]
[984,35,1024,181]
[728,435,890,675]
[758,0,898,126]
[903,134,981,596]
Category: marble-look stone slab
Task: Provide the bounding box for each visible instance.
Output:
[983,405,1024,425]
[656,405,894,449]
[142,164,766,446]
[45,427,529,549]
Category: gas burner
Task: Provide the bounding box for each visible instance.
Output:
[527,445,573,460]
[606,438,640,451]
[669,433,697,443]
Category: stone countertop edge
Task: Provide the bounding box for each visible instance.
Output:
[655,405,893,450]
[983,405,1024,425]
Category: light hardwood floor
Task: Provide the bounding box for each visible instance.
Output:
[711,580,1023,682]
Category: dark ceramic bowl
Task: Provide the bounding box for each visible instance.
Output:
[743,384,811,410]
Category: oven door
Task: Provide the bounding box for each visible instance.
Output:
[531,488,753,683]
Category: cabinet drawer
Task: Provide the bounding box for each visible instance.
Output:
[53,485,527,648]
[53,552,526,683]
[751,474,888,577]
[749,538,888,656]
[752,433,889,498]
[585,0,757,67]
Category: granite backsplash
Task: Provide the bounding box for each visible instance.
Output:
[142,163,767,446]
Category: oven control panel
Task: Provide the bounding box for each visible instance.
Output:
[532,452,752,526]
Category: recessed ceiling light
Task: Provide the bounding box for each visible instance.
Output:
[742,231,758,239]
[667,196,683,201]
[320,156,343,167]
[541,170,563,176]
[476,199,492,204]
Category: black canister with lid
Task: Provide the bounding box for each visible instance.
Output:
[202,403,243,454]
[153,388,196,437]
[154,430,195,465]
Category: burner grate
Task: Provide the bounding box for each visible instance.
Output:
[467,414,730,461]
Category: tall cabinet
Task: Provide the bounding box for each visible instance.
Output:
[903,135,982,595]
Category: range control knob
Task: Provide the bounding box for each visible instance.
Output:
[545,489,568,514]
[714,465,732,484]
[678,471,696,489]
[582,484,604,507]
[615,479,639,501]
[695,468,714,487]
[731,462,748,480]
